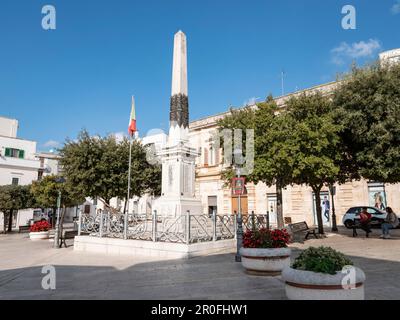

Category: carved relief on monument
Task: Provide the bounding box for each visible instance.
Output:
[170,94,189,128]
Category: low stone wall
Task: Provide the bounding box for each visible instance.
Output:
[73,236,236,260]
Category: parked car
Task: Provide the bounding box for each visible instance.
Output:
[342,207,387,229]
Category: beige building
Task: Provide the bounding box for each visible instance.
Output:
[175,49,400,228]
[186,84,400,228]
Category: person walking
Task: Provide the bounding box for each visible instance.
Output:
[359,208,372,238]
[381,207,399,239]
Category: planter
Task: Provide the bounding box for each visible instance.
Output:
[239,247,291,276]
[282,267,366,300]
[29,231,50,241]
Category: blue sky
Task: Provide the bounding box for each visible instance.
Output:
[0,0,399,151]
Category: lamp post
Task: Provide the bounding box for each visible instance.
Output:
[329,184,338,232]
[53,177,65,248]
[233,148,244,262]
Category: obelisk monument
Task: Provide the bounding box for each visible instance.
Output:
[153,30,203,217]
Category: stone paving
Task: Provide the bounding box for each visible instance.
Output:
[0,227,399,300]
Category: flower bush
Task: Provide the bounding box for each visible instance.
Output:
[243,228,291,249]
[292,246,353,275]
[30,220,51,233]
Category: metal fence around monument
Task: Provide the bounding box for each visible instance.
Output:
[78,211,270,244]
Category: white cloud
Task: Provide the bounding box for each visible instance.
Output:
[331,39,382,65]
[43,140,61,148]
[392,0,400,14]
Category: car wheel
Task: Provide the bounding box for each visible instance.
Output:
[344,220,354,229]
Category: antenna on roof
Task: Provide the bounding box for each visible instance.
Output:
[281,70,285,96]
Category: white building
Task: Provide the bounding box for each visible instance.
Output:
[0,116,41,229]
[379,48,400,65]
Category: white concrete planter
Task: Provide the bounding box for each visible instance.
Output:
[239,247,291,276]
[282,267,366,300]
[29,231,50,241]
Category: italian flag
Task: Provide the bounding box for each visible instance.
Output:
[128,96,137,137]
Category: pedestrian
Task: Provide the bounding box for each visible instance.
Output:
[380,207,399,239]
[359,208,372,238]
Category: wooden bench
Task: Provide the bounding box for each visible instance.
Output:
[18,225,31,233]
[59,230,78,248]
[289,221,318,241]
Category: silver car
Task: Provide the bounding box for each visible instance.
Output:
[342,207,387,229]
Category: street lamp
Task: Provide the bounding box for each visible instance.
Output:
[53,177,65,248]
[233,148,244,262]
[329,184,338,232]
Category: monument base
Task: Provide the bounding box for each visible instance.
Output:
[152,197,203,217]
[74,236,236,260]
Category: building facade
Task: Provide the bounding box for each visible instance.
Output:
[140,49,400,228]
[0,116,41,229]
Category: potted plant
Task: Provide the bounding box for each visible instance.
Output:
[239,228,291,276]
[282,246,366,300]
[29,220,51,240]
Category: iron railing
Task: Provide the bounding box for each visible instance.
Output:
[79,210,270,244]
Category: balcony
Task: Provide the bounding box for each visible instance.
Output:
[0,156,41,170]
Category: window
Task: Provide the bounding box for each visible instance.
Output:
[204,148,209,166]
[4,148,25,159]
[209,147,214,166]
[12,178,19,185]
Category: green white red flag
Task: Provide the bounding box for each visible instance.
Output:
[128,96,137,137]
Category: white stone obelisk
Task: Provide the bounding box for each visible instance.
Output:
[169,30,189,146]
[153,31,203,217]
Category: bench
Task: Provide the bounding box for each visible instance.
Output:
[59,230,78,248]
[351,220,371,238]
[289,221,318,241]
[18,225,31,233]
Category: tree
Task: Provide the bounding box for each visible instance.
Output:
[30,175,85,228]
[285,93,344,234]
[59,130,161,207]
[0,185,35,233]
[217,98,295,228]
[252,97,298,228]
[334,62,400,183]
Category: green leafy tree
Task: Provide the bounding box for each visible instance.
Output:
[334,62,400,183]
[59,130,161,207]
[285,93,344,234]
[30,175,85,228]
[252,97,298,228]
[217,97,295,228]
[0,185,35,233]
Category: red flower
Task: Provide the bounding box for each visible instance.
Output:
[30,221,51,233]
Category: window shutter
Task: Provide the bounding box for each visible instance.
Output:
[5,148,11,157]
[18,150,25,159]
[215,148,220,165]
[204,148,209,166]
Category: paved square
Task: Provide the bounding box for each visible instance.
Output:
[1,228,399,300]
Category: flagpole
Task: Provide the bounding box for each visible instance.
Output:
[125,134,132,240]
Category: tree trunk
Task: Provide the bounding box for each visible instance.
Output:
[276,181,284,229]
[7,209,14,233]
[59,205,66,238]
[3,211,8,234]
[312,186,324,235]
[123,198,127,214]
[52,207,57,229]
